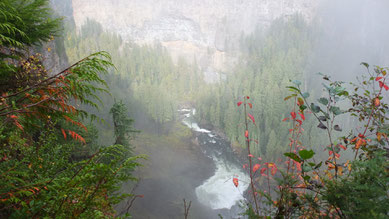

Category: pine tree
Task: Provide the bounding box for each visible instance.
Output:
[0,0,60,86]
[110,100,138,148]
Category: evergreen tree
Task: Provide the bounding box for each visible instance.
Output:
[110,100,138,148]
[0,1,141,217]
[0,0,60,86]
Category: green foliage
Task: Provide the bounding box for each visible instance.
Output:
[0,129,141,218]
[196,14,312,159]
[0,2,141,217]
[324,152,389,218]
[251,64,389,218]
[110,100,138,147]
[0,0,60,83]
[64,20,204,135]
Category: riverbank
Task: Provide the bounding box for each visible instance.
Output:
[121,121,218,218]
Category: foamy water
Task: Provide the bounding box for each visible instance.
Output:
[180,108,250,210]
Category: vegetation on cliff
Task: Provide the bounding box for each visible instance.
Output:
[0,1,141,217]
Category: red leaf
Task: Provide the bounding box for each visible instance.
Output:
[233,178,239,187]
[379,81,384,88]
[245,130,249,138]
[246,96,250,99]
[296,119,302,125]
[295,161,302,171]
[339,144,347,150]
[384,84,389,91]
[248,103,253,109]
[282,117,289,122]
[355,138,364,149]
[298,112,305,121]
[61,128,67,139]
[14,121,23,130]
[290,112,297,119]
[260,167,267,174]
[248,113,255,124]
[271,164,278,176]
[237,101,243,107]
[248,154,254,158]
[253,164,261,173]
[376,77,383,81]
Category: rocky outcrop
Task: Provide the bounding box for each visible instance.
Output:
[71,0,319,82]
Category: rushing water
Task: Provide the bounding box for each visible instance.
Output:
[179,109,250,212]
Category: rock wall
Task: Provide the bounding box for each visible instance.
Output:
[71,0,319,82]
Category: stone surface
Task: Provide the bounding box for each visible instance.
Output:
[71,0,319,81]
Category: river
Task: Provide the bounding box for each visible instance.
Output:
[181,108,250,217]
[124,108,250,218]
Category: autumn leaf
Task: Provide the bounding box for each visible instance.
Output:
[268,163,278,176]
[14,121,23,130]
[297,97,304,106]
[253,164,261,173]
[298,112,305,121]
[377,132,382,141]
[248,113,255,124]
[245,130,249,138]
[61,128,67,139]
[379,81,384,88]
[355,138,364,149]
[237,101,243,107]
[291,112,297,119]
[260,167,267,175]
[374,97,380,107]
[233,178,239,187]
[247,103,253,109]
[339,144,347,150]
[376,76,383,81]
[248,154,254,158]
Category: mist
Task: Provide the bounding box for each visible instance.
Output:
[67,0,389,218]
[4,0,387,218]
[308,0,389,81]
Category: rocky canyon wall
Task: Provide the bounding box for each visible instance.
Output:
[71,0,319,82]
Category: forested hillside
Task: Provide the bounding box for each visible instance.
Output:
[1,0,388,218]
[196,15,319,159]
[65,19,205,139]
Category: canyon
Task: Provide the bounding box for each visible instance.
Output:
[71,0,318,82]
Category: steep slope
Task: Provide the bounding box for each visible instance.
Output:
[71,0,318,82]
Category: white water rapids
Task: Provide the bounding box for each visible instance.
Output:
[179,109,250,210]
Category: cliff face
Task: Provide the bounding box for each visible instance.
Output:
[71,0,318,82]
